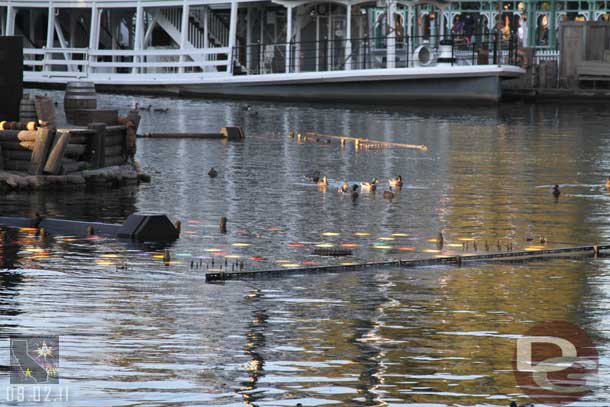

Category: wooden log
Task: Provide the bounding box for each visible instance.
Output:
[29,128,55,175]
[0,141,36,150]
[104,145,123,156]
[61,159,86,174]
[65,144,87,158]
[66,134,90,145]
[139,132,223,139]
[220,127,245,140]
[44,131,71,175]
[2,150,32,161]
[88,123,106,168]
[4,160,30,172]
[35,95,57,129]
[70,109,117,126]
[105,133,125,147]
[0,130,38,142]
[104,155,126,166]
[0,131,20,141]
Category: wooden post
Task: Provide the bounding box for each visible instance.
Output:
[43,131,71,175]
[88,122,106,168]
[29,128,55,175]
[220,216,227,233]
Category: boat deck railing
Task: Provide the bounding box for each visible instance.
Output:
[24,46,232,79]
[22,34,520,82]
[233,34,520,76]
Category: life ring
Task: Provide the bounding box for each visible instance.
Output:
[413,45,436,67]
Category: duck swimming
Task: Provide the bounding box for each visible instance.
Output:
[338,181,350,193]
[351,184,359,201]
[317,176,328,187]
[389,175,403,188]
[360,178,378,192]
[606,177,610,189]
[383,187,395,200]
[552,184,561,197]
[208,167,218,178]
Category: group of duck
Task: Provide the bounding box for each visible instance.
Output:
[309,171,403,201]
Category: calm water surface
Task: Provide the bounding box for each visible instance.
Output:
[0,92,609,406]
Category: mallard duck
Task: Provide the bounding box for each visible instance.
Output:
[306,171,321,183]
[606,177,610,189]
[338,181,350,193]
[383,188,395,200]
[389,175,403,188]
[208,167,218,178]
[317,176,328,187]
[351,184,359,201]
[552,184,560,197]
[153,107,169,113]
[360,178,378,192]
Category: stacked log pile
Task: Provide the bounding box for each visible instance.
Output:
[0,130,39,171]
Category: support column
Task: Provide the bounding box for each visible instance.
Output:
[179,1,190,73]
[526,0,534,47]
[45,5,55,72]
[285,5,292,73]
[315,16,319,71]
[203,6,209,69]
[228,0,238,73]
[345,2,352,70]
[295,15,301,72]
[246,7,252,71]
[387,0,396,68]
[550,0,557,49]
[6,5,15,35]
[133,5,143,74]
[89,7,100,75]
[406,5,413,63]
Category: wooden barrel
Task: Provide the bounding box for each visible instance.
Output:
[64,82,96,123]
[19,94,37,122]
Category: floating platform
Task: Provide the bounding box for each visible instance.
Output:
[205,244,609,282]
[0,213,180,242]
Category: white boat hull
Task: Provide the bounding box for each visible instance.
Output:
[26,65,525,103]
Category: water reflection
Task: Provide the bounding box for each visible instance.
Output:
[0,91,606,405]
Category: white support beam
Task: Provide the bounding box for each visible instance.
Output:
[44,5,55,72]
[285,5,292,73]
[179,1,190,73]
[407,5,412,66]
[228,0,238,73]
[54,17,76,72]
[6,5,15,36]
[246,6,252,71]
[386,0,396,69]
[345,2,352,70]
[143,10,158,47]
[133,4,143,73]
[89,7,100,75]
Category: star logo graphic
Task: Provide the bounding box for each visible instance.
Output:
[24,368,32,377]
[35,342,53,359]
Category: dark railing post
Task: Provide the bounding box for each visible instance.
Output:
[450,33,455,66]
[472,34,476,65]
[492,33,498,65]
[405,35,411,68]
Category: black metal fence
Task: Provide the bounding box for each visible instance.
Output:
[232,34,519,75]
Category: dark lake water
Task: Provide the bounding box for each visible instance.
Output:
[0,91,609,406]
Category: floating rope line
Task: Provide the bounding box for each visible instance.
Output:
[205,244,608,282]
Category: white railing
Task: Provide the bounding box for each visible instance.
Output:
[24,47,231,79]
[534,49,560,65]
